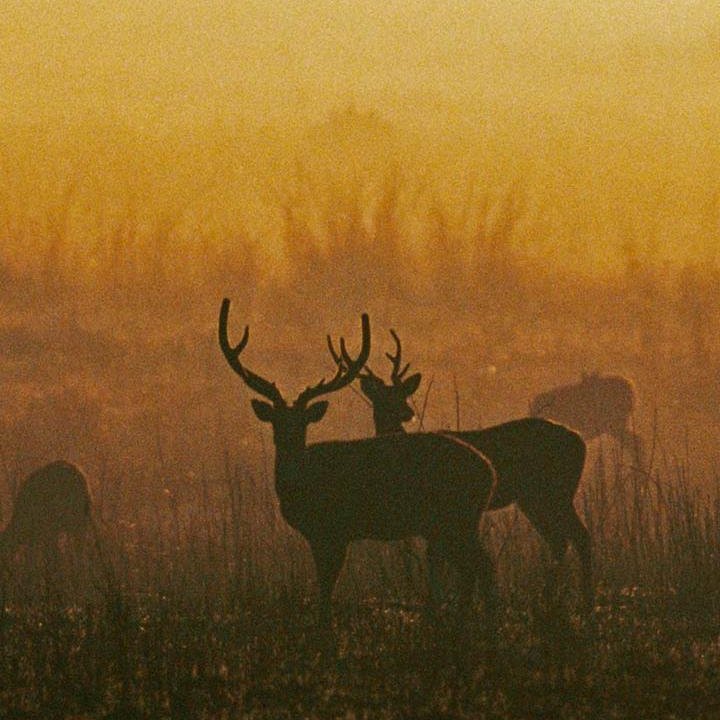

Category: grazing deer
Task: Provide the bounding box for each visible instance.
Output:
[0,461,92,559]
[219,300,498,631]
[529,373,642,463]
[329,330,592,609]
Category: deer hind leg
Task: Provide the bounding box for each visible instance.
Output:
[520,500,570,604]
[310,540,346,631]
[62,522,93,593]
[621,429,644,468]
[20,534,61,601]
[521,500,592,612]
[468,538,498,635]
[441,534,497,635]
[426,540,445,621]
[38,533,61,576]
[609,421,643,467]
[564,507,593,611]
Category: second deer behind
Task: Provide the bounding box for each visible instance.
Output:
[329,328,592,610]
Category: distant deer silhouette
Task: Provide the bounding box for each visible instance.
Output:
[529,373,642,463]
[0,461,92,562]
[329,329,592,609]
[219,300,498,632]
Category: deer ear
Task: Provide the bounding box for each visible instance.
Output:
[305,401,329,424]
[251,399,275,422]
[402,373,422,396]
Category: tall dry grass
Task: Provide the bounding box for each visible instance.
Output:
[0,424,718,718]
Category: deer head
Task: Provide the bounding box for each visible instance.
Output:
[328,327,420,434]
[219,299,371,456]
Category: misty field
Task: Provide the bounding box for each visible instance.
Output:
[0,441,719,719]
[2,114,720,718]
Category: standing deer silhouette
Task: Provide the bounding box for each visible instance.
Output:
[329,329,592,610]
[529,372,642,464]
[0,461,92,561]
[219,300,498,632]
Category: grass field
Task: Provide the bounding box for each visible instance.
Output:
[0,426,718,719]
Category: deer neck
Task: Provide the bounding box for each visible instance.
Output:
[273,445,318,532]
[273,442,308,496]
[373,410,407,436]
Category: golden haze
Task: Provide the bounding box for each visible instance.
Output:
[0,1,718,267]
[1,1,720,485]
[2,7,720,716]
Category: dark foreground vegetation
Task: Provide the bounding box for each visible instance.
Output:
[0,440,718,720]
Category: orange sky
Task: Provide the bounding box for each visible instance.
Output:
[2,2,718,124]
[1,2,719,264]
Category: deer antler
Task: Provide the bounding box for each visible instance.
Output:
[386,329,411,385]
[327,333,379,381]
[296,314,371,407]
[218,298,285,406]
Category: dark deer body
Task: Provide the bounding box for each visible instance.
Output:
[276,433,494,542]
[219,301,498,630]
[1,461,91,554]
[330,330,592,608]
[447,420,590,603]
[530,373,641,460]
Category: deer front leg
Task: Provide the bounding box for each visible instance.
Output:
[426,540,445,623]
[310,539,346,631]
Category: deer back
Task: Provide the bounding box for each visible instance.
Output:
[4,461,91,547]
[530,375,635,439]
